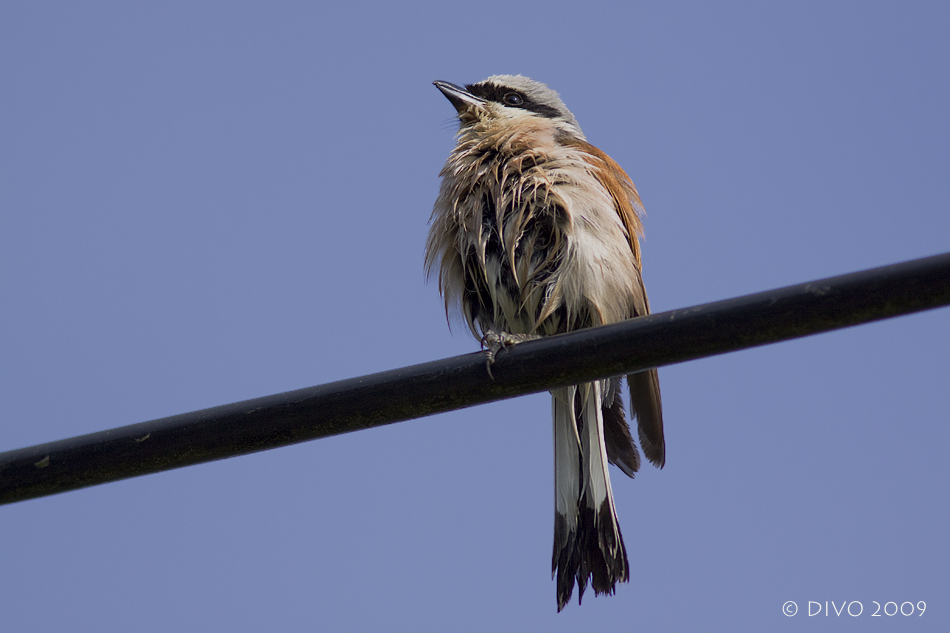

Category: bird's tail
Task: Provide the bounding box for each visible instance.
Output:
[551,381,629,611]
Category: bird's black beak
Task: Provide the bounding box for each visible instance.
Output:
[434,80,486,113]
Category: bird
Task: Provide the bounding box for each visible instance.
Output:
[425,75,665,611]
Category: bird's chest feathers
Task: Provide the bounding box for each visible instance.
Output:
[446,136,624,334]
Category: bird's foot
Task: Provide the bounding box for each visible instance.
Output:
[480,331,541,379]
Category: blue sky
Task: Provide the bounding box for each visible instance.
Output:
[2,2,948,630]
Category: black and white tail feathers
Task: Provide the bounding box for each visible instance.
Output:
[552,373,664,611]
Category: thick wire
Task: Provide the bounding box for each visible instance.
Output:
[2,252,949,505]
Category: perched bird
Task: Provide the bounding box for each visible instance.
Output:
[425,75,665,611]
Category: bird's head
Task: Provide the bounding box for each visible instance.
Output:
[434,75,586,142]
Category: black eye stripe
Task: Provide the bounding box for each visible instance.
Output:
[464,82,563,120]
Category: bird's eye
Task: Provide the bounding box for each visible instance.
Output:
[503,93,524,106]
